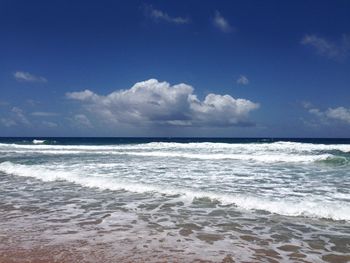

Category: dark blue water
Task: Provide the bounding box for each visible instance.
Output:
[1,137,350,145]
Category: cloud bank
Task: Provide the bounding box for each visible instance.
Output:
[14,71,47,83]
[66,79,259,127]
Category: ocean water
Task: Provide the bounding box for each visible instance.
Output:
[0,138,349,262]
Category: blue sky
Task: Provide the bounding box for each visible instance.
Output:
[0,0,350,137]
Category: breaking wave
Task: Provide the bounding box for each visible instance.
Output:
[0,141,349,164]
[0,161,349,221]
[0,141,350,152]
[32,139,47,144]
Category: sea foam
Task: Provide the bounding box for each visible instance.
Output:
[0,141,347,164]
[1,141,350,152]
[1,161,349,221]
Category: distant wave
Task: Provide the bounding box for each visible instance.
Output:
[0,149,340,163]
[0,161,349,221]
[0,141,350,152]
[1,141,350,165]
[32,139,46,144]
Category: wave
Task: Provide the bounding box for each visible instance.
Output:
[143,141,350,152]
[1,140,348,164]
[1,140,350,152]
[0,161,349,221]
[0,148,336,163]
[317,155,350,166]
[32,139,46,144]
[109,151,334,163]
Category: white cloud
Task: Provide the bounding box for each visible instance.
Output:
[11,107,30,125]
[31,111,59,117]
[42,121,58,128]
[26,99,40,106]
[0,118,16,127]
[66,79,259,127]
[326,107,350,124]
[73,114,93,128]
[308,108,323,117]
[1,107,31,127]
[145,5,189,25]
[306,104,350,124]
[237,75,249,85]
[66,90,98,101]
[213,11,233,33]
[14,71,47,83]
[301,34,350,60]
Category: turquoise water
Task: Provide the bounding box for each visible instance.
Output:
[0,138,349,262]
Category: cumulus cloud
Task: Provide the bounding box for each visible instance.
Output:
[213,11,233,33]
[145,5,189,25]
[305,103,350,124]
[66,79,259,127]
[301,34,350,60]
[67,90,99,101]
[237,75,249,85]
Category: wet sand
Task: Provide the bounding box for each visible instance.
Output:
[1,173,349,263]
[1,209,349,263]
[1,241,350,263]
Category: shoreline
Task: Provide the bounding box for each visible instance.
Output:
[1,241,349,263]
[1,139,349,262]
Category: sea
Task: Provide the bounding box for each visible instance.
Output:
[0,137,349,262]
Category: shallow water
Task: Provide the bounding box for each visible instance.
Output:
[0,138,349,262]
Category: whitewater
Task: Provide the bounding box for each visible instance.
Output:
[0,138,349,262]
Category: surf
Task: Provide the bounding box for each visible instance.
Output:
[1,161,349,221]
